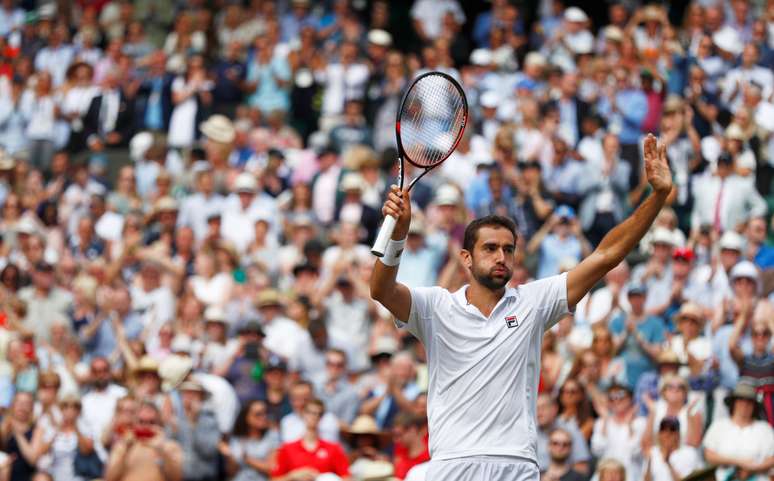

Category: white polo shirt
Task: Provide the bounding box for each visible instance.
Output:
[398,273,570,463]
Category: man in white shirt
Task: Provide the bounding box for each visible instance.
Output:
[178,168,224,241]
[280,380,341,443]
[220,172,276,253]
[721,44,773,111]
[81,357,128,461]
[33,24,75,86]
[370,135,673,481]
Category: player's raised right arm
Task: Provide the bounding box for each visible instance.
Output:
[370,185,413,321]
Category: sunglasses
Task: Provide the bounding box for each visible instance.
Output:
[660,424,680,432]
[608,391,628,401]
[752,330,771,337]
[550,439,572,447]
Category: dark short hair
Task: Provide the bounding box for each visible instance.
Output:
[462,215,518,252]
[394,411,427,429]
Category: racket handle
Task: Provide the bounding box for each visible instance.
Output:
[371,215,398,257]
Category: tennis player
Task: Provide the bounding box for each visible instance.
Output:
[369,134,673,481]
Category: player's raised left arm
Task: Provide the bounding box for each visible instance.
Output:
[567,134,673,308]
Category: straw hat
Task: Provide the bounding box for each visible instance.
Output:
[134,355,160,374]
[256,289,283,308]
[724,381,764,418]
[357,460,400,481]
[0,149,16,170]
[178,380,210,398]
[158,355,193,392]
[200,115,236,144]
[341,416,392,448]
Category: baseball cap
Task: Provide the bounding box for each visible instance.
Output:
[719,231,744,251]
[651,227,675,246]
[555,205,576,220]
[672,247,694,262]
[627,283,647,296]
[564,7,588,23]
[265,354,287,372]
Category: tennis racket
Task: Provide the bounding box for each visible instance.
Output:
[371,71,468,257]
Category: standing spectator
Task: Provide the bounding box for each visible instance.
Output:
[528,207,591,280]
[0,392,37,481]
[35,392,96,481]
[17,262,73,343]
[245,36,290,116]
[20,71,57,172]
[317,41,369,126]
[280,381,340,443]
[168,55,212,149]
[271,398,350,481]
[730,318,774,425]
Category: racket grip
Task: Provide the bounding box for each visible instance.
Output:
[371,215,398,257]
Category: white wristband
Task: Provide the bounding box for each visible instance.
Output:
[381,238,406,267]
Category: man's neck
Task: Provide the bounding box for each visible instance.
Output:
[466,282,506,318]
[302,430,319,448]
[548,461,570,477]
[407,437,426,457]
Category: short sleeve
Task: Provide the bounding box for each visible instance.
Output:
[394,286,444,343]
[521,273,570,331]
[271,445,290,477]
[331,443,350,476]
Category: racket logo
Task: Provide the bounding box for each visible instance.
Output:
[505,315,519,329]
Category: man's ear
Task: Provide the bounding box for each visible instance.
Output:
[460,249,472,270]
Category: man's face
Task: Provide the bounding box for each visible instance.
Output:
[548,431,573,463]
[91,360,111,389]
[608,389,632,415]
[463,226,516,290]
[325,352,346,380]
[302,403,324,430]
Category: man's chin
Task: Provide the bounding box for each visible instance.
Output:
[476,274,511,290]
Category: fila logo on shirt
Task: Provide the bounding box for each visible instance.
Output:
[505,315,519,329]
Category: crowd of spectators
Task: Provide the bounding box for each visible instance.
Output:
[0,0,773,480]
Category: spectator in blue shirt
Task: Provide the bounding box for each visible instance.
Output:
[246,36,291,114]
[610,283,667,388]
[528,205,591,279]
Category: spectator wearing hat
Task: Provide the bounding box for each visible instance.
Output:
[730,318,774,425]
[644,417,704,481]
[220,399,281,481]
[536,392,592,475]
[129,258,176,337]
[712,261,771,391]
[703,381,774,481]
[528,205,591,280]
[215,319,265,405]
[341,415,391,470]
[168,380,219,481]
[272,398,350,481]
[132,355,162,402]
[631,226,675,314]
[667,303,712,381]
[634,349,683,416]
[261,355,292,426]
[221,172,276,254]
[591,382,648,481]
[254,289,311,371]
[691,230,743,310]
[609,282,666,389]
[17,261,72,343]
[104,401,184,481]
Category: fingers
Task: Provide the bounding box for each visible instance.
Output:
[382,185,410,219]
[658,142,667,162]
[644,134,655,160]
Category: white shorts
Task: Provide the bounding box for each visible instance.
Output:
[426,456,540,481]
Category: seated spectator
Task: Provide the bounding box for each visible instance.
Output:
[536,393,591,474]
[280,381,340,443]
[557,379,596,441]
[104,401,184,481]
[315,349,360,427]
[528,206,591,280]
[271,398,350,481]
[34,392,96,481]
[730,319,774,425]
[541,427,586,481]
[591,383,647,481]
[220,399,280,481]
[340,415,391,477]
[643,417,703,481]
[703,382,774,481]
[392,412,430,480]
[642,373,703,449]
[594,458,627,481]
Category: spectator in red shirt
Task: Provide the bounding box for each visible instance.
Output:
[392,412,430,480]
[271,398,350,481]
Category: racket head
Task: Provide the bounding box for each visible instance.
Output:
[396,71,468,169]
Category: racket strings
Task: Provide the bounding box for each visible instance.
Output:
[400,75,466,167]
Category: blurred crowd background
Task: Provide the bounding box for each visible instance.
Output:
[0,0,772,480]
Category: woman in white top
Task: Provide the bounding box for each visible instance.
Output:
[33,393,95,481]
[189,251,234,308]
[643,373,703,450]
[168,55,212,148]
[703,382,774,481]
[58,62,97,153]
[19,72,58,171]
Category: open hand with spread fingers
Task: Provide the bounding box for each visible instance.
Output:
[643,133,673,195]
